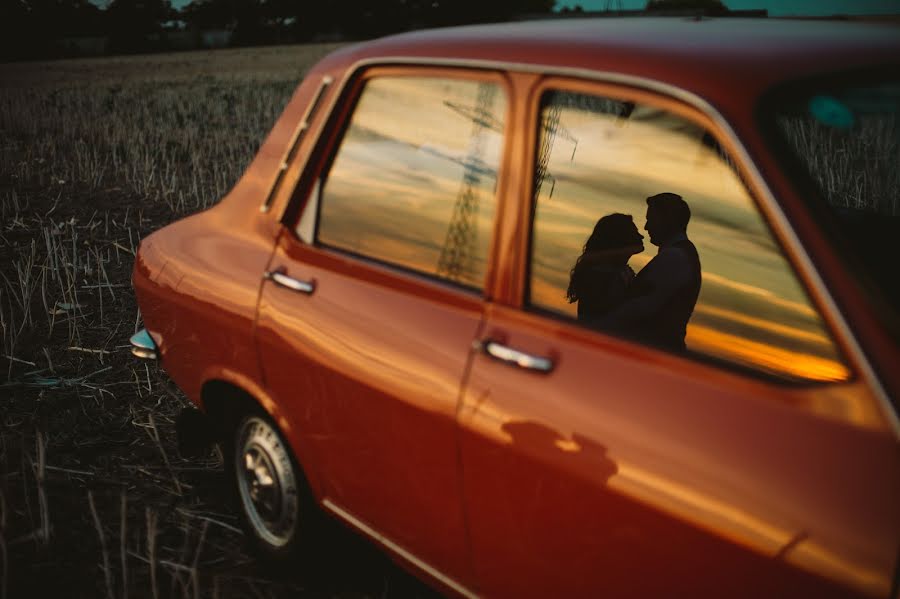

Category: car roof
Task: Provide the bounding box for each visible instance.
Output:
[325,18,900,112]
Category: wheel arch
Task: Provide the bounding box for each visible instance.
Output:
[199,374,325,500]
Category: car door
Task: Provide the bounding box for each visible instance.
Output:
[459,78,899,598]
[255,67,510,590]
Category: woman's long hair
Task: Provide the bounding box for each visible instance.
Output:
[567,213,638,303]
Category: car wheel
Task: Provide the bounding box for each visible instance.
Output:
[231,411,305,556]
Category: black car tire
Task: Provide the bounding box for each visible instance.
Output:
[228,407,311,559]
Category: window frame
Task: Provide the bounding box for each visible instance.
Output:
[272,54,894,426]
[517,76,855,386]
[285,65,513,295]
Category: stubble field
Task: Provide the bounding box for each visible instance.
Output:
[0,44,436,599]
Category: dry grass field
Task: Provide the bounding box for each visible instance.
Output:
[0,44,436,599]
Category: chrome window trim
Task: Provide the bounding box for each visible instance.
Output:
[282,56,898,436]
[322,499,479,599]
[260,75,333,213]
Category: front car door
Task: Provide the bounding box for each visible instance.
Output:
[459,78,899,597]
[256,67,510,591]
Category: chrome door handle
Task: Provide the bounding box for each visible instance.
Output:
[264,270,316,295]
[481,339,554,373]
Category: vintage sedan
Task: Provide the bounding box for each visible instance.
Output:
[131,17,900,598]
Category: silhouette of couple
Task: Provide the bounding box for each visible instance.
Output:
[567,192,701,351]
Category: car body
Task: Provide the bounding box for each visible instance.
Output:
[131,17,900,598]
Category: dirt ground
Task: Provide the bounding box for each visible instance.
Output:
[0,45,438,599]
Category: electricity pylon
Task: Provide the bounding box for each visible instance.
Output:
[437,87,577,282]
[436,84,500,283]
[534,103,578,201]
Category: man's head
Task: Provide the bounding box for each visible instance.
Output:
[645,192,690,246]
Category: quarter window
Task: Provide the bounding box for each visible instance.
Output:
[314,75,506,290]
[529,89,849,383]
[773,78,900,340]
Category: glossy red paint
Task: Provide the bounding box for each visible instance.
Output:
[256,230,480,584]
[462,305,894,597]
[133,18,900,598]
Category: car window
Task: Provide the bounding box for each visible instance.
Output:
[528,89,850,383]
[313,75,506,290]
[771,76,900,341]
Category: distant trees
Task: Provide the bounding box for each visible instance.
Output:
[1,0,111,60]
[178,0,558,44]
[645,0,727,12]
[179,0,230,30]
[422,0,557,28]
[0,0,558,61]
[4,0,106,38]
[105,0,176,53]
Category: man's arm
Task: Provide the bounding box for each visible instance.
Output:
[597,248,691,328]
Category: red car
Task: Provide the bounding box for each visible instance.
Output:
[131,17,900,598]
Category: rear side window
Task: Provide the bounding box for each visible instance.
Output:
[771,77,900,341]
[314,75,506,290]
[529,89,849,383]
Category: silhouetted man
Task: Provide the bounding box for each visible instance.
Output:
[600,192,701,351]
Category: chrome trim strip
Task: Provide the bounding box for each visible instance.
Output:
[130,328,157,361]
[280,54,897,434]
[260,75,333,213]
[321,499,479,599]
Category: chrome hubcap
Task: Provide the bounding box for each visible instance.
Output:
[235,416,299,547]
[244,448,280,519]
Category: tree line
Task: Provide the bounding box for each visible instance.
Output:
[0,0,556,60]
[0,0,729,61]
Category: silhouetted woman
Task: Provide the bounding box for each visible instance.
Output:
[567,213,644,322]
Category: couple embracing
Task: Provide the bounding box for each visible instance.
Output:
[567,192,702,352]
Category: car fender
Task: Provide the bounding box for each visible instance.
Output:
[199,365,326,500]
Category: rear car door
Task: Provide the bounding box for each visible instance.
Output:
[459,78,899,597]
[256,67,510,589]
